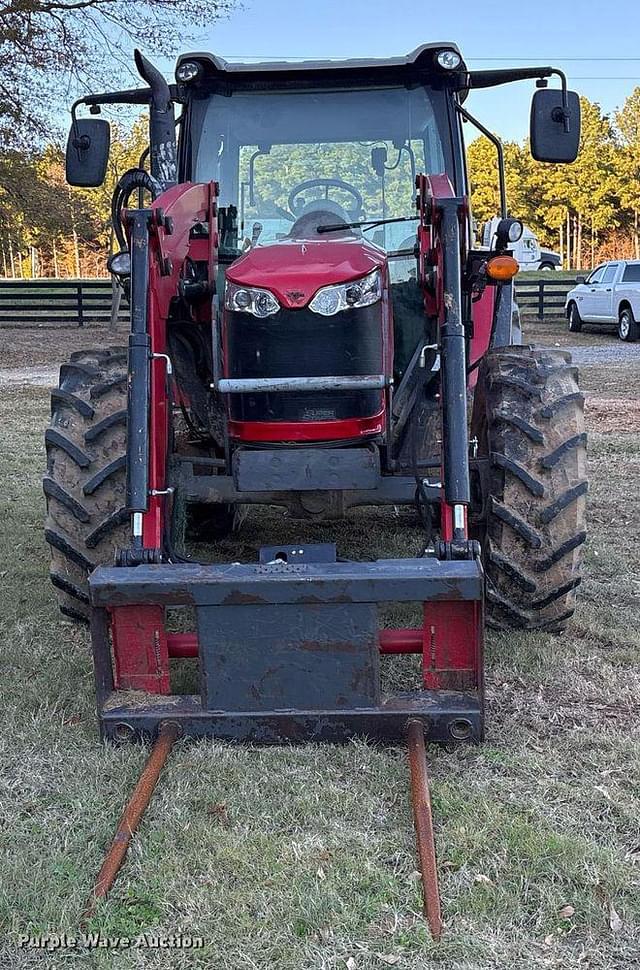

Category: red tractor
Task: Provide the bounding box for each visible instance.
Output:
[45,45,586,929]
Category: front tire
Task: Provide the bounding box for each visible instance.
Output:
[44,348,129,622]
[618,307,639,342]
[472,346,587,632]
[567,303,583,333]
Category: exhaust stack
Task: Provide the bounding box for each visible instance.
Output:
[134,49,177,189]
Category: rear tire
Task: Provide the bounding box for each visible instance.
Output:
[472,346,587,632]
[44,348,128,622]
[567,303,583,333]
[618,307,638,342]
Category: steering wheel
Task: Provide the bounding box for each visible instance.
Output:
[287,178,364,223]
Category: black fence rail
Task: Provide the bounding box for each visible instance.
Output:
[514,277,578,321]
[1,275,577,328]
[0,279,128,328]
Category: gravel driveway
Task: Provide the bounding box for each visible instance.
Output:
[565,342,640,365]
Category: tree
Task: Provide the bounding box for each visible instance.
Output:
[615,87,640,259]
[466,135,536,236]
[468,97,621,269]
[0,120,147,276]
[527,98,619,268]
[0,0,236,147]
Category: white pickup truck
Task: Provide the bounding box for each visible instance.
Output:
[565,260,640,342]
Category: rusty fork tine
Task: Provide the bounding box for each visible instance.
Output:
[407,718,442,941]
[83,721,180,920]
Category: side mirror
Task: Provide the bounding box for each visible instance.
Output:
[576,275,586,284]
[530,89,581,163]
[65,118,110,187]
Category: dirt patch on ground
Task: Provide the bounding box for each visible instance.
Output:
[585,395,640,434]
[0,323,127,368]
[0,365,59,387]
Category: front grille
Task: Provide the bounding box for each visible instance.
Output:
[225,304,384,423]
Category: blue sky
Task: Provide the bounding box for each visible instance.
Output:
[164,0,640,142]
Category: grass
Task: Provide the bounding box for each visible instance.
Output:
[1,325,640,969]
[517,270,578,279]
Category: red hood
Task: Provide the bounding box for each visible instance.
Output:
[225,238,386,310]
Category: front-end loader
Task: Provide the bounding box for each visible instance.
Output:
[44,45,586,931]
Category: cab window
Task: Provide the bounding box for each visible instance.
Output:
[622,263,640,282]
[601,263,618,284]
[586,265,606,284]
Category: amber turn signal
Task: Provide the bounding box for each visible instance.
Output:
[486,255,519,281]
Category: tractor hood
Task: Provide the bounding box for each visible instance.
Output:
[225,237,387,310]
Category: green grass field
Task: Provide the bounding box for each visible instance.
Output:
[1,324,639,969]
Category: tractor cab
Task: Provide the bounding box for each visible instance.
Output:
[178,48,461,441]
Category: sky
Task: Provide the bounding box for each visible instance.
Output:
[156,0,640,143]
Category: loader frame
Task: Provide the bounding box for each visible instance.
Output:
[79,42,574,744]
[95,173,486,745]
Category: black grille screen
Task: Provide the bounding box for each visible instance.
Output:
[225,304,384,423]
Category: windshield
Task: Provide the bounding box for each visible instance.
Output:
[190,85,450,256]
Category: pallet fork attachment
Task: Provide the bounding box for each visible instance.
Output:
[85,717,443,938]
[83,721,180,921]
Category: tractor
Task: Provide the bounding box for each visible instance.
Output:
[44,45,587,930]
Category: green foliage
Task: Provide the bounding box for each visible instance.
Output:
[0,120,147,277]
[3,87,640,275]
[615,87,640,257]
[468,93,640,264]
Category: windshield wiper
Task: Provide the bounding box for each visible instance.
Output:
[316,215,418,235]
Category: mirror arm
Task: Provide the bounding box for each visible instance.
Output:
[456,103,507,219]
[70,101,89,160]
[248,146,271,207]
[466,66,572,133]
[551,68,571,133]
[71,88,157,162]
[248,148,261,207]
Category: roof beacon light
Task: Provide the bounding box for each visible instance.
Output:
[176,61,202,83]
[436,50,462,71]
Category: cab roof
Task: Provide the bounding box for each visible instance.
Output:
[175,44,468,91]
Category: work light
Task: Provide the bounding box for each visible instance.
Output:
[176,61,202,83]
[436,50,462,71]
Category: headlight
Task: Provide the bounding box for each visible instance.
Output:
[309,269,381,317]
[225,281,280,318]
[107,250,131,277]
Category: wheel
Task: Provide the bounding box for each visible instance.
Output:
[44,348,128,622]
[471,346,587,631]
[567,303,583,333]
[539,262,555,271]
[618,307,639,342]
